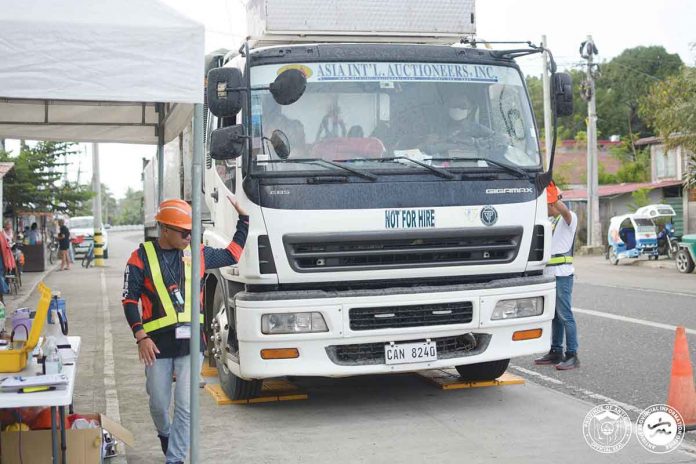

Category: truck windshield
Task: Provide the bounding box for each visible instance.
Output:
[249,61,540,175]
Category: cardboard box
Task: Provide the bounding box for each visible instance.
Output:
[1,413,133,464]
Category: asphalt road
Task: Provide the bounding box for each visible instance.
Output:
[514,255,696,419]
[38,231,696,463]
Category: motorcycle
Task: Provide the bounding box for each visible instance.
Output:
[656,223,679,260]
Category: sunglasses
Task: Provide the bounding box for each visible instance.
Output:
[165,225,191,239]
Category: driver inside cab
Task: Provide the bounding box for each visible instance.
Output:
[445,92,495,140]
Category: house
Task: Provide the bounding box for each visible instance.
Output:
[635,136,695,235]
[557,137,694,246]
[551,140,623,189]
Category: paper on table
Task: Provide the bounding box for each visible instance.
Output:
[0,373,68,391]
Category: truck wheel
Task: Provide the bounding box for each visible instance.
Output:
[455,359,510,382]
[213,284,262,400]
[676,250,695,274]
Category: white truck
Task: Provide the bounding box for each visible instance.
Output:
[201,0,573,399]
[143,122,202,240]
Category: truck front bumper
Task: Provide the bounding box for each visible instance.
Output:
[233,275,555,379]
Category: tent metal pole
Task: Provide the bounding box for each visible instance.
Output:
[189,102,203,464]
[157,103,165,205]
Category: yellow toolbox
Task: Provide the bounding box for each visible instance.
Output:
[0,283,52,372]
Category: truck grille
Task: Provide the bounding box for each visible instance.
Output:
[349,302,473,331]
[326,333,491,366]
[284,227,522,272]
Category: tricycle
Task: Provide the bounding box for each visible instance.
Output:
[606,213,659,265]
[635,204,678,259]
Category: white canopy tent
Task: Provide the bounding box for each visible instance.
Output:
[0,0,203,143]
[0,1,206,461]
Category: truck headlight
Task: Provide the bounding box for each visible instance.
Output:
[491,297,543,320]
[261,312,328,334]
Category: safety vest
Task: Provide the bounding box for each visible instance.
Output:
[548,215,575,266]
[141,242,203,334]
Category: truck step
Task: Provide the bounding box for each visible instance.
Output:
[418,369,524,390]
[205,379,308,405]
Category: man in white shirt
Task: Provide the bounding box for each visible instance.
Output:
[534,181,580,370]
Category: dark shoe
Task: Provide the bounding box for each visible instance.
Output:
[534,350,563,365]
[556,353,580,370]
[158,434,169,456]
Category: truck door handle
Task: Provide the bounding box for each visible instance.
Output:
[211,188,219,203]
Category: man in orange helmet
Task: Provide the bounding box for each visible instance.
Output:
[534,181,580,370]
[121,196,247,464]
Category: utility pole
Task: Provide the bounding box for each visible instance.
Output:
[580,36,601,249]
[541,35,553,170]
[92,143,105,267]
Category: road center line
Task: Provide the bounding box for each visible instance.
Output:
[573,307,696,335]
[102,269,121,422]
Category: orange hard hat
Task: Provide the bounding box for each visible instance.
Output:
[546,181,559,204]
[155,199,192,229]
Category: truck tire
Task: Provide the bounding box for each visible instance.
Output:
[213,284,262,400]
[676,249,695,274]
[455,359,510,382]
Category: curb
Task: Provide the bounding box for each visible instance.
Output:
[12,263,59,307]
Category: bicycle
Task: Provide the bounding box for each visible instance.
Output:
[48,237,59,265]
[81,240,95,268]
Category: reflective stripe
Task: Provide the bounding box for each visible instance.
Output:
[141,243,202,333]
[548,255,574,266]
[549,214,575,267]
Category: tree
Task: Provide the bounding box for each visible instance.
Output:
[0,142,93,215]
[75,183,118,224]
[597,46,683,141]
[115,188,144,225]
[525,69,587,141]
[640,67,696,188]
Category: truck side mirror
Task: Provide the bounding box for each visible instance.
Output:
[210,125,246,160]
[207,67,244,117]
[552,72,573,117]
[270,69,307,105]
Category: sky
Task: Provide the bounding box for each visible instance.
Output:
[5,0,694,199]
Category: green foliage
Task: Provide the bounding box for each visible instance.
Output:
[628,188,651,211]
[75,183,118,224]
[0,142,93,215]
[640,66,696,188]
[597,46,683,138]
[114,188,144,225]
[526,46,683,143]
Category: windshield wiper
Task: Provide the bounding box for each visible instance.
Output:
[373,157,456,180]
[429,157,528,178]
[260,158,377,181]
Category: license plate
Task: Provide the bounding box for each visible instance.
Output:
[384,341,437,365]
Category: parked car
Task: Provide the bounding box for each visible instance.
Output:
[676,235,696,274]
[69,216,109,258]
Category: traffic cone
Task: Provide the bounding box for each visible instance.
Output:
[666,326,696,429]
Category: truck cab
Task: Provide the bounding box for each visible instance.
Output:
[202,3,571,400]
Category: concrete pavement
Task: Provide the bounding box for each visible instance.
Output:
[9,232,695,463]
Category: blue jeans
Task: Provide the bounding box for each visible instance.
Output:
[551,275,578,354]
[145,353,202,463]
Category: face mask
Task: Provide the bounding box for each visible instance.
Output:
[449,107,469,121]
